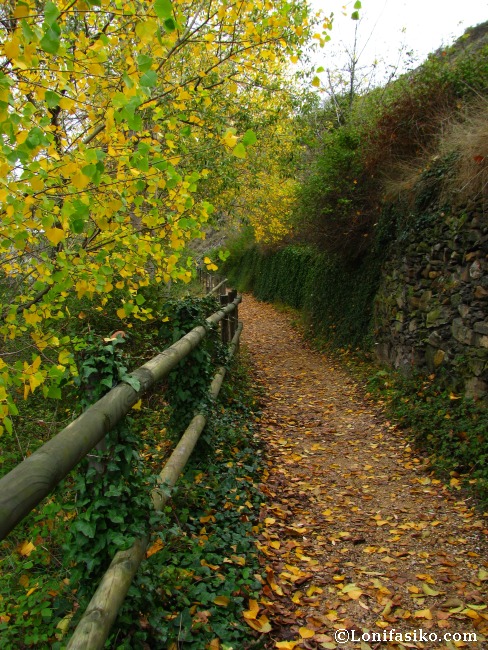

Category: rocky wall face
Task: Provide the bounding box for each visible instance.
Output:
[374,205,488,400]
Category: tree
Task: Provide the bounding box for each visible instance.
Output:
[0,0,324,432]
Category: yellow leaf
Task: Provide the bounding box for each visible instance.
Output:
[222,130,238,148]
[311,76,321,87]
[45,228,65,245]
[243,599,260,620]
[117,308,126,319]
[478,569,488,581]
[276,642,299,649]
[146,538,164,558]
[413,608,433,619]
[244,615,271,633]
[214,596,230,607]
[58,349,71,365]
[132,400,142,410]
[292,591,302,604]
[299,627,315,638]
[306,585,323,597]
[56,613,74,636]
[19,574,29,588]
[59,97,75,110]
[421,583,441,596]
[71,171,89,190]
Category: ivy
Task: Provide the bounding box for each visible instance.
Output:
[158,296,228,438]
[63,335,151,606]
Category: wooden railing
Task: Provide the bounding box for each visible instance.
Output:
[0,289,243,648]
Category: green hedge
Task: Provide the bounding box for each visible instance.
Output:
[225,243,384,348]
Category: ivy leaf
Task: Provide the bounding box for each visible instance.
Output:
[354,0,362,8]
[351,10,360,20]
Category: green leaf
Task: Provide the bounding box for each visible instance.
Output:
[154,0,173,20]
[140,70,157,87]
[232,142,246,159]
[164,17,177,32]
[354,0,361,8]
[75,520,96,538]
[40,27,60,54]
[3,417,12,434]
[45,91,60,108]
[44,1,60,26]
[47,385,62,398]
[137,54,153,73]
[351,10,360,20]
[242,129,257,146]
[21,19,36,43]
[122,72,134,89]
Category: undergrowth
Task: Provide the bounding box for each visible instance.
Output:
[0,289,265,648]
[367,369,488,509]
[110,348,265,648]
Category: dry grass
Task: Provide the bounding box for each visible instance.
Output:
[382,98,488,210]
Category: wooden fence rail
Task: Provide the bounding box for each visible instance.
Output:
[0,295,242,541]
[68,321,243,649]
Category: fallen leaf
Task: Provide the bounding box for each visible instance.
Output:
[299,626,315,638]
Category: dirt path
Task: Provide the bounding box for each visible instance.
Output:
[240,295,488,650]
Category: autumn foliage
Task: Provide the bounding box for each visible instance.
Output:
[0,0,326,431]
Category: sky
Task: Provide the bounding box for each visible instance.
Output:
[311,0,488,89]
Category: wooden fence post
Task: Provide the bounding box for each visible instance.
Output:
[219,294,229,344]
[228,289,238,338]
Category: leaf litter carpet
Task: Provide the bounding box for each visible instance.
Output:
[239,295,488,650]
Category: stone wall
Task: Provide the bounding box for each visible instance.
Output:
[374,200,488,400]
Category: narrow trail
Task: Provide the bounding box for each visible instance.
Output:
[240,295,488,650]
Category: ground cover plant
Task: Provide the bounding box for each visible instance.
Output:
[0,287,265,648]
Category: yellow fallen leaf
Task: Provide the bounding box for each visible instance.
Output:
[413,608,433,620]
[132,399,142,410]
[19,574,29,588]
[146,538,164,558]
[292,591,302,604]
[478,569,488,581]
[18,541,36,556]
[306,585,323,597]
[299,627,315,639]
[213,596,230,607]
[343,583,363,600]
[422,582,441,596]
[56,613,74,636]
[276,642,299,649]
[243,599,259,620]
[244,615,272,633]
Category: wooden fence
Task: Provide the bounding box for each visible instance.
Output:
[0,284,243,648]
